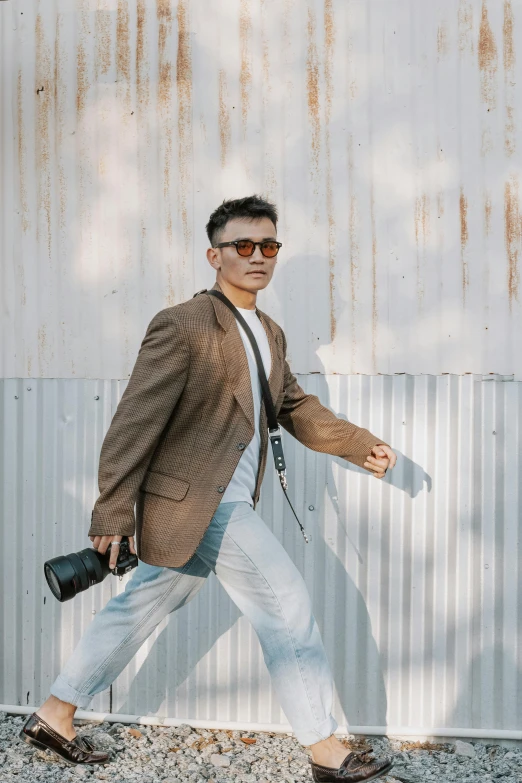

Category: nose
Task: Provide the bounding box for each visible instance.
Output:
[250,244,264,262]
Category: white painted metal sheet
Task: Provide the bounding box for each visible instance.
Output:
[1,0,522,379]
[1,375,520,735]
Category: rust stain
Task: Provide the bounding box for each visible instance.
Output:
[77,40,88,113]
[505,104,515,156]
[55,13,68,264]
[157,0,173,252]
[116,0,131,113]
[17,70,29,237]
[136,0,149,109]
[460,189,469,300]
[76,2,89,116]
[260,0,270,89]
[283,0,294,99]
[478,2,497,109]
[306,7,320,199]
[157,0,173,108]
[458,1,474,54]
[484,192,492,235]
[503,0,515,71]
[504,177,521,307]
[437,21,449,59]
[218,70,231,167]
[504,2,516,157]
[95,9,112,78]
[481,126,493,155]
[324,0,334,122]
[116,1,130,81]
[239,0,252,136]
[414,193,430,247]
[35,14,52,263]
[414,194,429,306]
[176,0,193,253]
[324,0,335,341]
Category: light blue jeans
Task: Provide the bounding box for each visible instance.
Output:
[50,502,338,746]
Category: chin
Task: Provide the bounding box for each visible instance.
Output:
[244,276,269,291]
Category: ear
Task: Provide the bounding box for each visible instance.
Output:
[207,246,220,271]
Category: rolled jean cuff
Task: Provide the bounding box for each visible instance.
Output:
[50,674,94,709]
[293,714,339,747]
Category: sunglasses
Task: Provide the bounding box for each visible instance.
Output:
[214,239,282,258]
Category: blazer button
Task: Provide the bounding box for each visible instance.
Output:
[217,485,225,493]
[237,442,246,450]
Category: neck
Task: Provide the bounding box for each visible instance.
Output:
[216,276,257,310]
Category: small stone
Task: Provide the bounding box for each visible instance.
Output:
[107,722,125,735]
[73,766,91,777]
[210,752,231,767]
[128,728,143,739]
[455,740,476,758]
[0,712,7,722]
[174,723,194,737]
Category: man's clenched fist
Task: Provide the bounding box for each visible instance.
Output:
[364,444,396,479]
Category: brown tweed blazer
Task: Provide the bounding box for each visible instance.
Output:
[88,281,388,567]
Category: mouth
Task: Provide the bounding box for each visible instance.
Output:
[247,271,266,276]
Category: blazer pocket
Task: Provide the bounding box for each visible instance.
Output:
[141,470,190,501]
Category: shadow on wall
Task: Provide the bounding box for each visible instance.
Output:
[269,252,432,729]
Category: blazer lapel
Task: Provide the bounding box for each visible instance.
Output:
[208,282,282,430]
[208,283,255,428]
[257,309,284,409]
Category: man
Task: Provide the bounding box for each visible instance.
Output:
[21,196,397,782]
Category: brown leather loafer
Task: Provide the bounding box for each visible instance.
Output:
[19,713,109,766]
[310,749,393,782]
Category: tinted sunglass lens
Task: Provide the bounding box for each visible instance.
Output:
[237,241,255,256]
[261,242,279,257]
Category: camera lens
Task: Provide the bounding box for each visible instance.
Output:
[44,563,63,601]
[44,547,111,602]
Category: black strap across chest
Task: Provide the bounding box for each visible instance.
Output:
[204,289,310,543]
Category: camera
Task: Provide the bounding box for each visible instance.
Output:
[44,537,138,602]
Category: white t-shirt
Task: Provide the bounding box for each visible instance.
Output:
[220,307,272,506]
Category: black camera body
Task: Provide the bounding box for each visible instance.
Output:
[44,537,138,602]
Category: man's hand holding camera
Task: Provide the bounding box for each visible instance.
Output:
[89,535,137,570]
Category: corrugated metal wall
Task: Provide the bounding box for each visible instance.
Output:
[1,0,521,738]
[1,375,521,733]
[1,0,522,379]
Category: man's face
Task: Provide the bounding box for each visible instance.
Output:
[207,217,279,294]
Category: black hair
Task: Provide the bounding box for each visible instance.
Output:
[206,195,278,247]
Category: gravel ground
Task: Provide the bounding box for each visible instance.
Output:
[1,711,521,783]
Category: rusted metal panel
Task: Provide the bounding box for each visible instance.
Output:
[0,375,521,735]
[0,0,521,379]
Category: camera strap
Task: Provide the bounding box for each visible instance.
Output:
[206,290,310,543]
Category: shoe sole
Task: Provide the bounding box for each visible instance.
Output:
[18,731,108,767]
[311,760,394,782]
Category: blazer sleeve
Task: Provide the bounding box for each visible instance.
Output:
[276,331,389,471]
[88,310,190,538]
